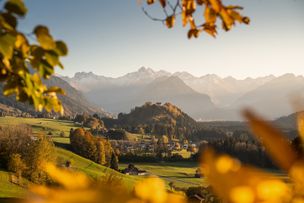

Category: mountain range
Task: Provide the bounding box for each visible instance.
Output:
[61,67,304,121]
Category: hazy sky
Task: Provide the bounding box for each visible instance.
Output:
[21,0,304,78]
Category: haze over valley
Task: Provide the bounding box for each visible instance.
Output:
[61,67,304,121]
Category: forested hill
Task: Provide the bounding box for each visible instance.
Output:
[102,102,198,139]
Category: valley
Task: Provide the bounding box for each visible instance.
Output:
[0,109,293,199]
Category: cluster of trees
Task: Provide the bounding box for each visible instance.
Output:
[69,128,118,170]
[74,113,106,131]
[0,125,56,183]
[196,134,275,168]
[190,128,228,142]
[107,129,128,140]
[119,152,188,163]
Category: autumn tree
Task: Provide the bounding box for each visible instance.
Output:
[7,153,27,177]
[70,128,116,167]
[96,139,106,165]
[23,134,56,183]
[156,135,170,157]
[74,113,89,124]
[0,125,56,183]
[107,129,127,140]
[70,129,98,161]
[84,117,105,130]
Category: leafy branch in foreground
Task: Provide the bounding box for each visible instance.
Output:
[141,0,250,38]
[0,0,68,114]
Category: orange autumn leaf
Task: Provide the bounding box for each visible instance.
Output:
[147,0,154,5]
[165,15,175,28]
[204,5,217,25]
[243,109,298,171]
[201,149,291,203]
[209,0,221,13]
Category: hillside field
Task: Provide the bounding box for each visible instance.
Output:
[0,116,289,199]
[0,117,204,198]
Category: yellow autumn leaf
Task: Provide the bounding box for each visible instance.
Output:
[134,176,186,203]
[43,163,91,190]
[0,33,16,60]
[201,149,292,203]
[34,25,56,50]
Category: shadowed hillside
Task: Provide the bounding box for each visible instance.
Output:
[0,76,108,117]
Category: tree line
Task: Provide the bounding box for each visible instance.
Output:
[69,128,118,170]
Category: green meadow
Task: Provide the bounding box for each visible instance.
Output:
[0,116,289,198]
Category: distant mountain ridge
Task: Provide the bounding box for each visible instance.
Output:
[84,76,215,120]
[61,67,304,120]
[62,67,275,105]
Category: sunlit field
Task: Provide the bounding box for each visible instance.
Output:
[119,162,206,188]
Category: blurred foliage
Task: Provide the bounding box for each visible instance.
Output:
[0,0,68,114]
[25,163,186,203]
[141,0,250,38]
[200,109,304,203]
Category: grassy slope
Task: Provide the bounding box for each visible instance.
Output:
[0,171,26,198]
[0,117,77,134]
[0,117,141,198]
[56,148,141,188]
[0,117,81,144]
